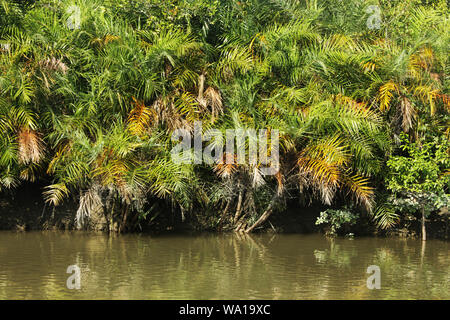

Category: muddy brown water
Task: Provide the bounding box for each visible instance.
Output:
[0,231,448,299]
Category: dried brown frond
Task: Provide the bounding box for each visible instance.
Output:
[39,57,68,74]
[204,86,224,121]
[400,96,416,132]
[430,73,440,82]
[437,93,450,110]
[76,185,103,229]
[17,127,45,164]
[152,97,192,132]
[275,170,284,195]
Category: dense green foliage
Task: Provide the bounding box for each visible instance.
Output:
[316,206,359,235]
[0,0,448,234]
[385,134,449,219]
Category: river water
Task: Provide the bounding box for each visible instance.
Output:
[0,231,448,299]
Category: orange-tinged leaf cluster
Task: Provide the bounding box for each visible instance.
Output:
[127,97,155,136]
[17,127,44,164]
[214,153,238,178]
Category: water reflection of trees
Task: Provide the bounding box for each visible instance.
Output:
[0,232,448,299]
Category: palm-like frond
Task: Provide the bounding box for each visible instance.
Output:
[214,153,238,178]
[342,172,374,211]
[17,127,44,164]
[372,204,400,230]
[297,135,349,188]
[378,81,398,112]
[43,183,69,206]
[217,46,254,79]
[400,96,416,132]
[127,97,155,136]
[414,85,439,115]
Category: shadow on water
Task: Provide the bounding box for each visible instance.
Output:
[0,231,448,299]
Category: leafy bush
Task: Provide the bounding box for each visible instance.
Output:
[316,207,359,236]
[386,134,449,212]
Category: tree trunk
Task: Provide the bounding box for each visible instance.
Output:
[218,199,231,230]
[420,238,426,266]
[198,73,205,99]
[421,206,426,241]
[181,206,185,222]
[245,196,278,233]
[234,221,245,233]
[234,212,248,233]
[233,189,244,224]
[197,72,206,108]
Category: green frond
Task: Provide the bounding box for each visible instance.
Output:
[372,204,400,230]
[43,183,69,206]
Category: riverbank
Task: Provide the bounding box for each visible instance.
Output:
[1,183,448,240]
[1,0,449,245]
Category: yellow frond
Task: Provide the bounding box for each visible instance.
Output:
[301,135,350,167]
[43,183,69,206]
[175,92,201,122]
[127,97,155,136]
[298,156,341,187]
[343,173,374,211]
[378,81,398,112]
[362,61,376,73]
[334,94,374,118]
[297,136,350,187]
[408,54,422,79]
[409,46,435,78]
[414,85,439,115]
[47,142,71,174]
[104,35,120,45]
